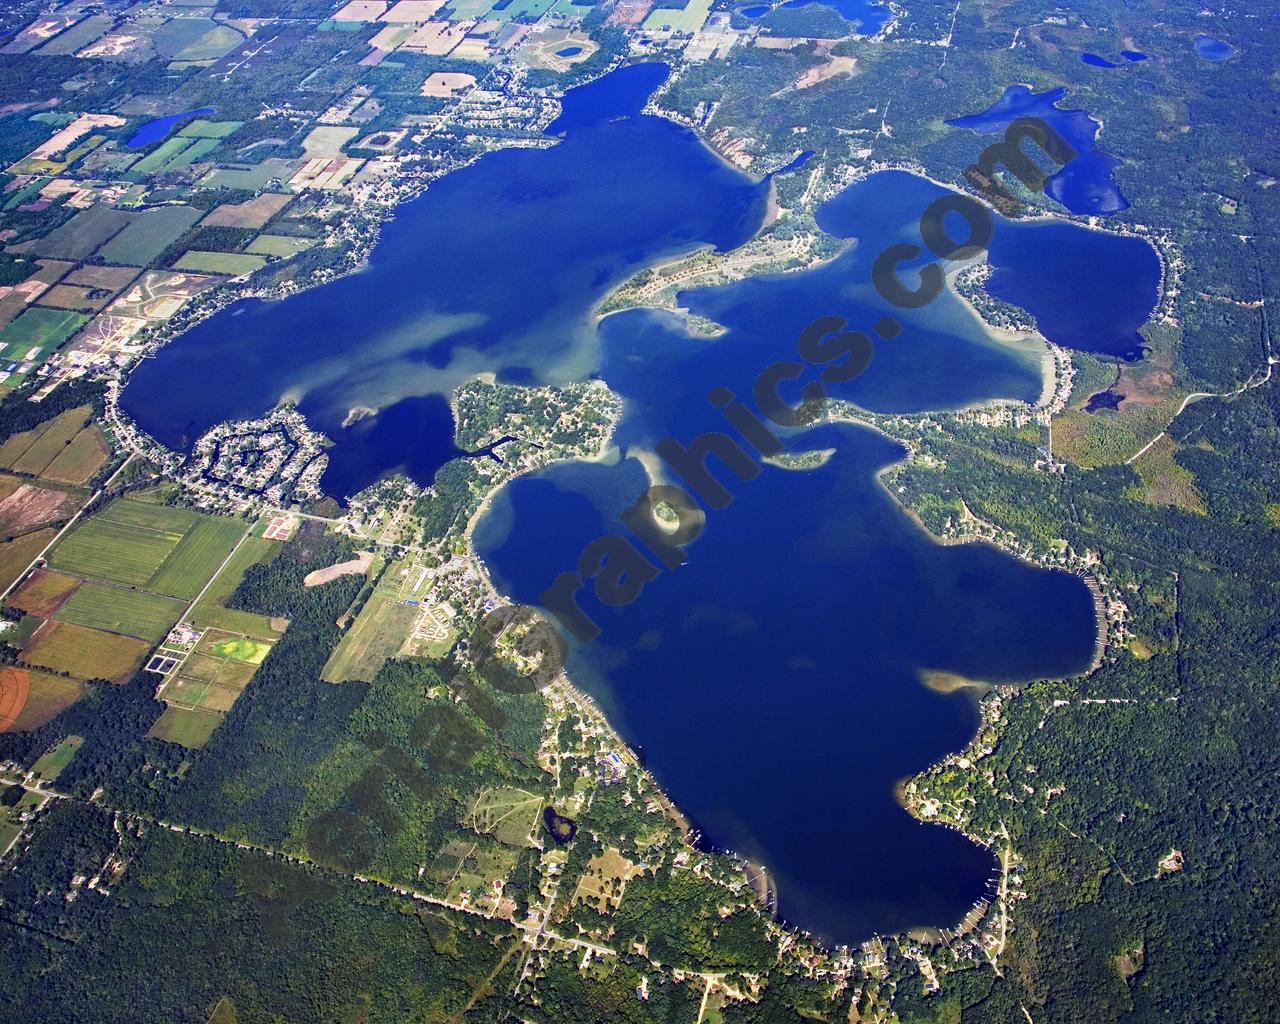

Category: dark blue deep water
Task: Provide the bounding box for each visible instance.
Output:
[947,85,1129,215]
[740,4,771,16]
[782,0,890,34]
[555,46,583,58]
[126,107,216,149]
[123,64,767,499]
[475,420,1098,944]
[1081,52,1119,68]
[123,65,1153,943]
[814,170,1161,361]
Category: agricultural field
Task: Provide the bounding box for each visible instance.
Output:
[23,205,130,260]
[178,120,244,140]
[146,515,245,600]
[0,528,58,592]
[48,498,242,599]
[20,620,150,683]
[467,786,542,847]
[188,533,284,639]
[41,426,110,485]
[38,285,111,313]
[148,705,222,749]
[98,205,202,266]
[0,481,81,536]
[7,570,81,618]
[160,653,258,714]
[130,138,201,175]
[50,507,190,587]
[33,15,114,56]
[64,265,141,292]
[0,667,86,731]
[201,193,291,229]
[0,307,88,367]
[0,405,96,477]
[54,582,185,643]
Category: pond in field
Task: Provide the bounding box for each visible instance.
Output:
[1195,35,1236,61]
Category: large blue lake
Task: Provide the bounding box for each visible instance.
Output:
[123,64,1156,944]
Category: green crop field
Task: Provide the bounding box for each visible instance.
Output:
[131,137,198,175]
[148,516,244,599]
[643,0,713,32]
[165,138,221,169]
[97,499,198,533]
[50,499,245,609]
[178,120,244,139]
[49,517,181,586]
[98,205,201,266]
[0,308,88,358]
[55,582,185,642]
[189,535,283,639]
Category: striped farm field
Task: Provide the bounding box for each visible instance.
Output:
[55,581,185,643]
[49,515,183,587]
[47,498,242,597]
[147,515,244,599]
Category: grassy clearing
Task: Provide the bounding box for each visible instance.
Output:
[55,581,185,642]
[148,705,222,749]
[468,787,542,847]
[321,592,416,683]
[21,620,149,683]
[246,234,314,257]
[203,633,272,664]
[173,251,267,276]
[30,735,83,780]
[1130,434,1207,514]
[572,848,637,914]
